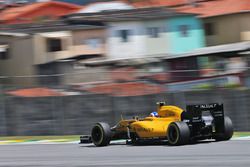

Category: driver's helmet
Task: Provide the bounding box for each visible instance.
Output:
[150,111,158,117]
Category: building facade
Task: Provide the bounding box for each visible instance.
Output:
[0,23,107,86]
[203,13,250,46]
[103,9,205,59]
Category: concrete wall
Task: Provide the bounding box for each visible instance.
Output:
[34,31,74,65]
[36,62,111,86]
[72,29,106,45]
[204,13,250,46]
[0,35,37,85]
[34,29,106,65]
[57,64,111,84]
[72,28,106,55]
[107,16,205,59]
[107,21,147,59]
[143,20,170,56]
[0,89,249,136]
[167,16,205,54]
[0,28,107,86]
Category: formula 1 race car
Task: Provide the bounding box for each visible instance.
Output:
[80,102,233,147]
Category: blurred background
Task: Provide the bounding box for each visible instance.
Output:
[0,0,250,136]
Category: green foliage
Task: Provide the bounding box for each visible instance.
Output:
[194,83,215,90]
[223,83,241,89]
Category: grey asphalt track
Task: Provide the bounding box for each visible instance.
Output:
[0,140,249,167]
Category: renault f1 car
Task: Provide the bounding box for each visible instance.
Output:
[80,102,233,146]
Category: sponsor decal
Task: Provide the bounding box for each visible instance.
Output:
[192,116,202,122]
[199,104,217,109]
[136,127,154,132]
[213,111,223,117]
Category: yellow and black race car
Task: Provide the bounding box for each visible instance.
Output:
[80,102,233,147]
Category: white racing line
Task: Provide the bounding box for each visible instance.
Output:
[0,137,249,145]
[0,139,127,145]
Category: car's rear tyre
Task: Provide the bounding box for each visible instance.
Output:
[215,116,233,141]
[167,122,190,145]
[91,122,112,147]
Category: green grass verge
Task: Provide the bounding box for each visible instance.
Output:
[233,132,250,137]
[0,135,79,141]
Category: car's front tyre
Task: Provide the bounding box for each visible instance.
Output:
[91,122,112,147]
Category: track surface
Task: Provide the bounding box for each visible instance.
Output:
[0,140,250,167]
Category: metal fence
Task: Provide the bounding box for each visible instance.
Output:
[0,71,249,136]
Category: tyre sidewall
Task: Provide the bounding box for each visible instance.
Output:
[167,122,190,145]
[215,116,233,141]
[91,122,111,146]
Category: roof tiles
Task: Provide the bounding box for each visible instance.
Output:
[0,1,81,24]
[85,82,164,97]
[125,0,250,18]
[175,0,250,18]
[6,88,64,97]
[124,0,188,8]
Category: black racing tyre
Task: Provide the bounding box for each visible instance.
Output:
[215,116,234,141]
[130,133,140,145]
[167,122,190,146]
[91,122,112,147]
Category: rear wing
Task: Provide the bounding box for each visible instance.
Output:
[184,103,225,133]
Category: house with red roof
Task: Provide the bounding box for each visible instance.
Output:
[0,1,81,24]
[175,0,250,46]
[125,0,250,46]
[0,20,107,86]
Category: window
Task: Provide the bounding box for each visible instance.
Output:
[205,23,215,36]
[85,38,102,49]
[0,44,9,60]
[147,27,160,38]
[47,38,62,52]
[147,63,165,72]
[179,25,189,37]
[118,30,131,42]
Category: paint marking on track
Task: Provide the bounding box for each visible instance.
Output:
[0,140,79,145]
[0,137,249,145]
